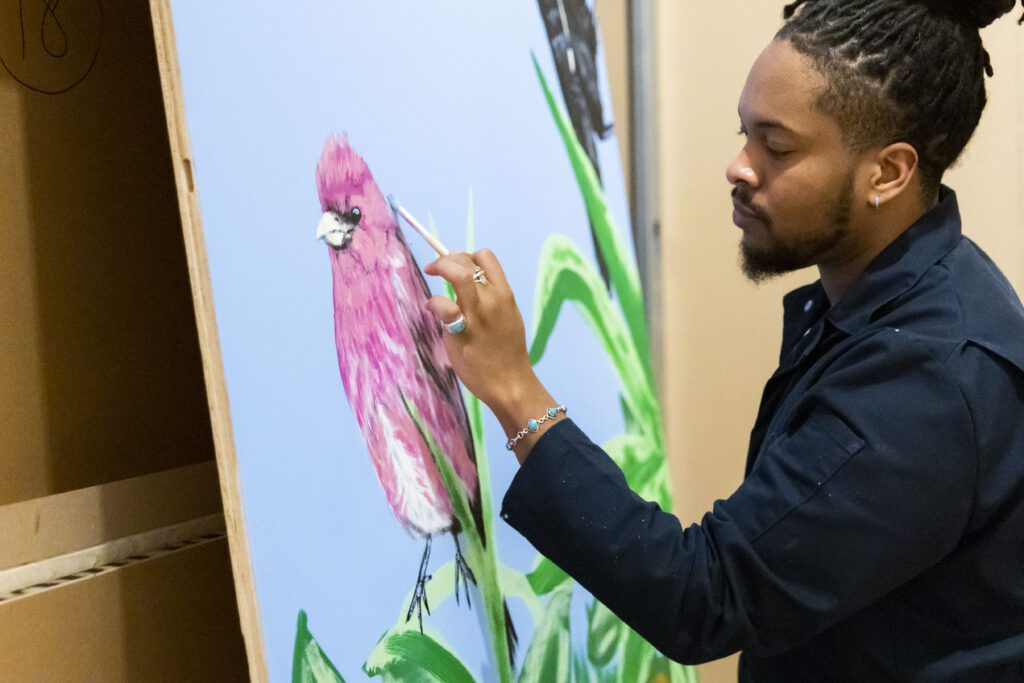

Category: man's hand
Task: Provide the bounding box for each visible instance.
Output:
[424,249,560,463]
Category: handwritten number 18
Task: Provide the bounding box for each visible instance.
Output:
[20,0,69,60]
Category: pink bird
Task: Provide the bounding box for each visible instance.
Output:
[314,135,508,642]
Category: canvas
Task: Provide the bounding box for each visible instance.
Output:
[169,2,693,681]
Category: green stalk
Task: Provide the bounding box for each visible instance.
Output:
[402,394,513,683]
[464,391,514,683]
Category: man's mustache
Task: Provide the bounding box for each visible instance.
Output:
[731,186,771,224]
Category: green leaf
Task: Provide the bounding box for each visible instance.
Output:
[518,585,573,683]
[532,52,653,388]
[528,234,658,439]
[647,655,672,683]
[363,630,477,683]
[619,627,652,683]
[600,433,640,471]
[292,609,347,683]
[586,601,624,670]
[619,393,638,435]
[601,434,671,511]
[499,563,544,624]
[572,648,594,683]
[670,660,701,683]
[525,556,571,596]
[364,560,461,673]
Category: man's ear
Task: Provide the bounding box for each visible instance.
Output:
[869,142,919,206]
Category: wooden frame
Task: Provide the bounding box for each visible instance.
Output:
[148,1,268,679]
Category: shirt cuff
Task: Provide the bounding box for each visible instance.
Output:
[499,417,590,529]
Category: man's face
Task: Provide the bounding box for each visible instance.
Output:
[726,39,862,283]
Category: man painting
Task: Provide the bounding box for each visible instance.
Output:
[424,1,1024,679]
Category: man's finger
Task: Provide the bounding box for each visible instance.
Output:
[472,248,511,292]
[425,295,464,326]
[424,254,479,308]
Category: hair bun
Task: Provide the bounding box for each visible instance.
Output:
[932,0,1019,28]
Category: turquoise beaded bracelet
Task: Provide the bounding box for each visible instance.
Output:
[505,405,567,451]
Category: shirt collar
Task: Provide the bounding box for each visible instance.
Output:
[819,185,963,335]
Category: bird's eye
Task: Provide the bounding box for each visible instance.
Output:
[349,207,362,224]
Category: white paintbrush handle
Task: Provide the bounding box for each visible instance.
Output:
[394,203,450,257]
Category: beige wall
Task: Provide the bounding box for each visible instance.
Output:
[595,0,632,192]
[944,18,1024,284]
[600,3,1024,681]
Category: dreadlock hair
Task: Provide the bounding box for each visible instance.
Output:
[777,0,1023,199]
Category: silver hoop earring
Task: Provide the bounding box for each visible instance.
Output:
[874,194,880,210]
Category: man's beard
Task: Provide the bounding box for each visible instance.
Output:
[737,170,854,284]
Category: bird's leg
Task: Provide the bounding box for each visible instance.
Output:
[454,539,461,607]
[452,532,476,609]
[405,535,433,633]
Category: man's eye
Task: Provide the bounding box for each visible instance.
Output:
[767,147,792,159]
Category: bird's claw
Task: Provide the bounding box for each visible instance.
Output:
[453,533,476,608]
[405,536,433,633]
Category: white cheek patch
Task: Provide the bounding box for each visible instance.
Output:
[325,229,352,248]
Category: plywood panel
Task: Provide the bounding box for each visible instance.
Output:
[0,0,214,505]
[0,539,249,682]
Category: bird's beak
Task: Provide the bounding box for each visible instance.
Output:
[316,213,334,240]
[317,211,353,250]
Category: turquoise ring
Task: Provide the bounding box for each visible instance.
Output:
[446,315,467,334]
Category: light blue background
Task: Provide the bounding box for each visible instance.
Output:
[171,2,634,680]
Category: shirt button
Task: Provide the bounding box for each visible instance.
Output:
[804,299,814,312]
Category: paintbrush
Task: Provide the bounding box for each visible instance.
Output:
[387,194,450,257]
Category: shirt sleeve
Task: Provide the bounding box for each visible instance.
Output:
[499,330,977,663]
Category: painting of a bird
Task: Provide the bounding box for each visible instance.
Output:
[537,0,614,288]
[313,134,489,635]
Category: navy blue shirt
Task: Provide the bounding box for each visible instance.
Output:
[501,187,1024,681]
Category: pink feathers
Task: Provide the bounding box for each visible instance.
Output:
[316,134,375,213]
[316,134,480,538]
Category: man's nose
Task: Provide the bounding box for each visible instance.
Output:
[725,152,758,187]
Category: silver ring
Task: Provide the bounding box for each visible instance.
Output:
[472,266,490,286]
[446,315,467,334]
